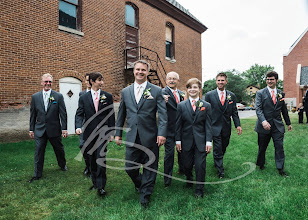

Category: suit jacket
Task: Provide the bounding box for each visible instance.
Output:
[254,88,291,134]
[304,90,308,109]
[78,90,87,145]
[115,82,167,148]
[204,90,240,137]
[162,87,185,137]
[75,90,115,141]
[175,99,212,152]
[29,90,67,138]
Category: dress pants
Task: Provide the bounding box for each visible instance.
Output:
[79,133,90,172]
[164,136,175,185]
[256,124,285,170]
[213,134,230,174]
[182,141,207,194]
[125,134,159,204]
[87,137,107,190]
[34,132,66,178]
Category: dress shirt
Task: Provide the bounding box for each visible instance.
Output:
[134,81,147,98]
[91,88,101,105]
[216,88,226,101]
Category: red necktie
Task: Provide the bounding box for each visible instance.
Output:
[94,91,99,112]
[192,100,196,111]
[220,91,225,106]
[271,90,276,104]
[173,91,180,104]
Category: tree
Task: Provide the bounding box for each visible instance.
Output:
[202,69,249,103]
[241,64,274,89]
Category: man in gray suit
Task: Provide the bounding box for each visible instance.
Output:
[29,73,68,183]
[115,60,167,208]
[204,72,242,179]
[255,71,292,176]
[162,71,185,187]
[78,73,91,177]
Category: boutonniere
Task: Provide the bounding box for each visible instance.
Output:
[180,93,186,100]
[100,94,107,103]
[143,88,152,98]
[277,93,285,102]
[196,100,204,110]
[49,96,55,102]
[226,94,232,101]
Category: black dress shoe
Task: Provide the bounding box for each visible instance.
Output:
[186,183,193,188]
[218,173,224,179]
[61,165,68,171]
[141,201,149,209]
[278,170,289,177]
[89,185,97,191]
[28,177,40,183]
[97,189,106,197]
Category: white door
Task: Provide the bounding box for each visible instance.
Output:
[59,77,82,134]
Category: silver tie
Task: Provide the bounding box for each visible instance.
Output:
[136,86,142,104]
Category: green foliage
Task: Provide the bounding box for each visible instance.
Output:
[202,78,216,95]
[1,115,307,219]
[242,64,275,89]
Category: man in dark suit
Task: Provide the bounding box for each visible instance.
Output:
[115,60,167,208]
[78,73,91,177]
[28,73,68,183]
[255,71,292,176]
[204,72,242,179]
[304,87,308,123]
[176,78,212,198]
[75,72,115,197]
[162,71,185,187]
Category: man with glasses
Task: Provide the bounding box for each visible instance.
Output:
[28,73,68,183]
[255,71,292,176]
[162,72,185,187]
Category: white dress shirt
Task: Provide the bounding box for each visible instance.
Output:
[216,88,226,101]
[134,81,147,102]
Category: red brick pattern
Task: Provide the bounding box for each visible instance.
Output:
[283,30,308,106]
[0,0,203,109]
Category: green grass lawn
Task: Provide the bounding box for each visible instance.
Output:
[0,114,307,219]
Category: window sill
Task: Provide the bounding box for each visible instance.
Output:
[165,57,176,63]
[58,25,84,36]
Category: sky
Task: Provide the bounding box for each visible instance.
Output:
[176,0,308,82]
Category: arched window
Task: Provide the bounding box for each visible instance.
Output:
[125,3,138,28]
[166,22,174,59]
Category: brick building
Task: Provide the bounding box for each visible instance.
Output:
[0,0,207,138]
[283,27,308,108]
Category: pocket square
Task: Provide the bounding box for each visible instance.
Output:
[280,98,285,102]
[228,101,233,104]
[147,95,154,99]
[53,101,57,104]
[200,107,205,111]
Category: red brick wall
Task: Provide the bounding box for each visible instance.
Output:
[283,30,308,106]
[0,0,203,110]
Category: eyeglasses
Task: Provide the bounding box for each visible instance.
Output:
[44,81,53,83]
[167,77,178,81]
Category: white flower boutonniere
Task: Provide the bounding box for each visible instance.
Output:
[227,94,232,101]
[100,94,107,103]
[143,88,151,98]
[49,96,55,102]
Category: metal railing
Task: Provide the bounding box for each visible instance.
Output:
[125,46,167,87]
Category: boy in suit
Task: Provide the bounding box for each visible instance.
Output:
[176,78,212,198]
[75,72,115,196]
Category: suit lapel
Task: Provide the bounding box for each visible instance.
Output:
[166,87,178,108]
[46,91,53,112]
[86,91,96,113]
[39,91,45,111]
[138,83,150,109]
[214,90,224,111]
[265,88,275,106]
[129,84,137,107]
[184,100,195,121]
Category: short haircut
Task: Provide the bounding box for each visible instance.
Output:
[41,73,53,81]
[216,72,227,80]
[186,78,202,89]
[266,71,278,80]
[166,71,179,80]
[133,60,150,72]
[88,72,103,86]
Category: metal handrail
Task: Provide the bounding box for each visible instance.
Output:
[125,46,167,87]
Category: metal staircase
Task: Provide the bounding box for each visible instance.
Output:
[125,46,167,87]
